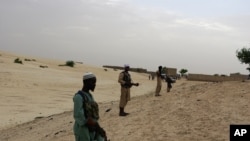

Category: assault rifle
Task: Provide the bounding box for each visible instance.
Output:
[87,122,108,141]
[94,123,108,141]
[125,82,139,88]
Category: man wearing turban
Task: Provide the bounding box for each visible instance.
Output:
[73,72,106,141]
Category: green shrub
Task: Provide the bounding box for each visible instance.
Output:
[24,58,31,61]
[39,65,48,68]
[58,60,75,67]
[65,60,75,67]
[14,58,23,64]
[24,58,36,61]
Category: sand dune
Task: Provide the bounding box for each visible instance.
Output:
[0,51,250,141]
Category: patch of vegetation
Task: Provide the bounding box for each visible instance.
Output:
[24,58,31,61]
[24,58,36,61]
[39,65,48,68]
[66,60,75,67]
[14,58,23,64]
[59,60,75,67]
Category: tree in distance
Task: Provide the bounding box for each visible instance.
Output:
[236,47,250,73]
[179,68,188,76]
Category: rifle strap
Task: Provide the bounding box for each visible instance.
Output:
[77,90,88,119]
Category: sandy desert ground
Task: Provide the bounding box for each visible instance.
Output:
[0,50,250,141]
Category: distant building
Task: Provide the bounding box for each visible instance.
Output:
[187,73,248,82]
[230,73,248,80]
[165,67,177,77]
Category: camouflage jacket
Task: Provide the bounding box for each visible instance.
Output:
[78,91,99,120]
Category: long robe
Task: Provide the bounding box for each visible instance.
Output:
[73,91,104,141]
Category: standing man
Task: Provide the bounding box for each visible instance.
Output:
[118,64,139,116]
[155,66,163,96]
[165,75,174,92]
[73,72,106,141]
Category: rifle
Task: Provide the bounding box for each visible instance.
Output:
[94,122,108,141]
[87,121,108,141]
[131,82,139,87]
[125,82,139,88]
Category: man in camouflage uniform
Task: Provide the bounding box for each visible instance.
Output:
[118,64,139,116]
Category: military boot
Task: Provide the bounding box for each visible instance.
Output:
[119,107,127,116]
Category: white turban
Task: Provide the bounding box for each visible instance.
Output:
[83,72,96,80]
[124,64,130,68]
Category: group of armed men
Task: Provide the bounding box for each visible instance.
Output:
[72,65,174,141]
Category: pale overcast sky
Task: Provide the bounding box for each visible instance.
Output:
[1,0,250,75]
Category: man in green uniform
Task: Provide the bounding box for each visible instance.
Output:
[73,72,105,141]
[118,64,139,116]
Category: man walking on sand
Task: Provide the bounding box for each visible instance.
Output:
[118,64,139,116]
[155,66,163,96]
